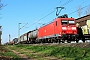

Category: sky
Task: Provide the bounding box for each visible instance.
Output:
[1,0,90,44]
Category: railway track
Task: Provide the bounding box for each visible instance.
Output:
[20,42,90,48]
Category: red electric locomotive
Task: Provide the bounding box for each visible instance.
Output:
[38,14,78,43]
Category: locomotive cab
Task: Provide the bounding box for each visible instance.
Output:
[54,15,78,43]
[61,19,78,41]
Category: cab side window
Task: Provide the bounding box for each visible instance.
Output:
[56,21,58,26]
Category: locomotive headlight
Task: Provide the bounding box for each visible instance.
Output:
[62,27,67,30]
[72,27,76,30]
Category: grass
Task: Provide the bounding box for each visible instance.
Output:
[6,44,90,60]
[0,46,19,58]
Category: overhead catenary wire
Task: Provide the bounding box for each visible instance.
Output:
[68,4,90,15]
[30,0,62,26]
[20,23,28,30]
[38,0,74,21]
[29,9,55,26]
[61,0,73,6]
[29,0,74,27]
[68,0,89,15]
[41,0,62,16]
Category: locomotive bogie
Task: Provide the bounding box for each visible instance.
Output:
[25,29,38,44]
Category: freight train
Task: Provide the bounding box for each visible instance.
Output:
[16,14,80,44]
[8,14,90,45]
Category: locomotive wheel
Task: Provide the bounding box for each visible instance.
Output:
[67,40,71,43]
[45,39,48,43]
[55,39,58,43]
[41,39,43,43]
[82,40,85,43]
[76,40,79,43]
[58,39,61,43]
[62,40,65,43]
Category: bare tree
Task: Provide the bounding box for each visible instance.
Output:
[85,6,90,15]
[0,0,4,10]
[77,6,82,18]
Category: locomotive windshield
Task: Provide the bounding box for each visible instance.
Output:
[61,20,75,25]
[61,20,68,25]
[68,20,75,24]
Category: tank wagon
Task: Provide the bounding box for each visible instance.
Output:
[19,29,38,44]
[28,29,38,43]
[17,14,79,44]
